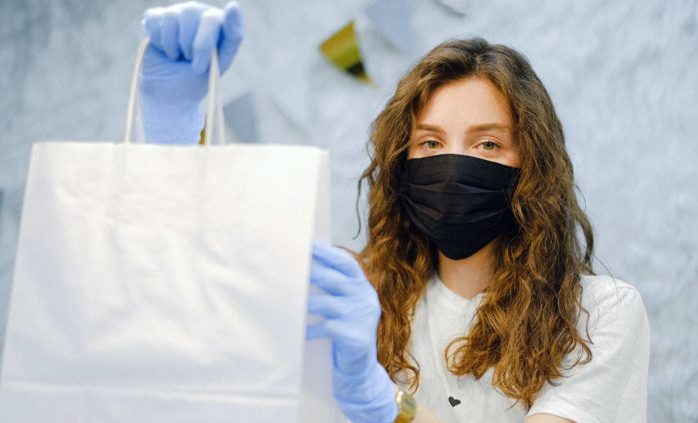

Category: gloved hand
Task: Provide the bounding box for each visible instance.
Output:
[140,1,242,144]
[307,242,397,423]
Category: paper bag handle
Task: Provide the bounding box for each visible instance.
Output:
[123,38,226,146]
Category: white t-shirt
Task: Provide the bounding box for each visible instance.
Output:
[396,273,650,423]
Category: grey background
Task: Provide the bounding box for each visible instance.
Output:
[1,0,696,421]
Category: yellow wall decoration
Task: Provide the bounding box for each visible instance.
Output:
[319,21,371,84]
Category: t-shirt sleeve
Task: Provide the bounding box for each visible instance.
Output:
[526,278,651,423]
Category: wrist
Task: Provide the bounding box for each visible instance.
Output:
[140,95,204,144]
[333,361,398,423]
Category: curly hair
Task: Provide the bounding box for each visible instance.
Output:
[356,37,595,409]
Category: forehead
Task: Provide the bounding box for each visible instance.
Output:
[416,77,514,130]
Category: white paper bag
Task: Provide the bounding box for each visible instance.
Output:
[0,40,344,422]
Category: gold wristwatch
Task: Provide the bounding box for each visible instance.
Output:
[394,390,417,423]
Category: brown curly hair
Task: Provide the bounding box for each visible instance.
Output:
[356,37,595,409]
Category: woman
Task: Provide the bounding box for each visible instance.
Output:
[140,3,650,422]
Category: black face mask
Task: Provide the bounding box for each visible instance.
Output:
[397,154,520,260]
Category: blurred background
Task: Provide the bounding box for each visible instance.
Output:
[0,0,696,420]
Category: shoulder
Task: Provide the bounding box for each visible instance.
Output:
[578,273,639,299]
[576,273,650,344]
[578,274,645,314]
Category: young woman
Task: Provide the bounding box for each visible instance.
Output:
[141,3,650,423]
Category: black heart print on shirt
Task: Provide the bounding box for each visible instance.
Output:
[448,396,462,407]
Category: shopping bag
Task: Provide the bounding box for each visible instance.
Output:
[0,40,344,422]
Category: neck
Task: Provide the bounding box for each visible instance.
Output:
[437,239,497,299]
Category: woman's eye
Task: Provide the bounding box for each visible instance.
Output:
[421,140,440,149]
[480,140,498,151]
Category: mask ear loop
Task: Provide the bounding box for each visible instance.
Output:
[123,38,226,146]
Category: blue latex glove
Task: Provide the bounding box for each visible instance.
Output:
[307,242,397,423]
[140,1,242,144]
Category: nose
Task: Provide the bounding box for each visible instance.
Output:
[443,138,468,156]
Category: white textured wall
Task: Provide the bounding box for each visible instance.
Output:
[1,0,696,420]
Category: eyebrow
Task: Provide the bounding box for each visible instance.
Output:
[415,123,511,133]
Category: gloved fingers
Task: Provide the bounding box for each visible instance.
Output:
[320,319,369,350]
[308,319,376,368]
[176,2,207,61]
[142,7,165,48]
[304,319,348,344]
[218,1,243,73]
[312,241,364,278]
[160,9,181,61]
[192,7,224,74]
[305,322,329,340]
[310,260,356,296]
[308,293,350,319]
